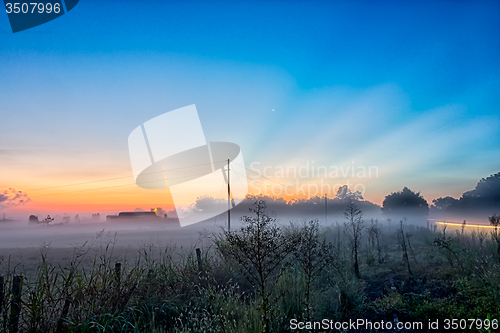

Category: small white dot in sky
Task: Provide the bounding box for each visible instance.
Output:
[272,109,274,111]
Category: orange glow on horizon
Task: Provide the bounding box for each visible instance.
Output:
[3,169,442,216]
[8,184,385,215]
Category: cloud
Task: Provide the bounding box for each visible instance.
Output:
[0,188,31,210]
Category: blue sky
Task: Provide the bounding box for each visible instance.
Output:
[1,0,499,212]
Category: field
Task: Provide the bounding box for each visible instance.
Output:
[0,201,499,333]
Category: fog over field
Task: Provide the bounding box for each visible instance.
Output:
[2,172,499,251]
[1,176,499,332]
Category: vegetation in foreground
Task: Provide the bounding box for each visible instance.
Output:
[0,200,500,332]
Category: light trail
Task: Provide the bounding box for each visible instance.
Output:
[434,221,497,229]
[429,218,492,227]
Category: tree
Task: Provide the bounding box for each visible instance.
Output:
[367,219,383,264]
[433,233,463,270]
[433,172,500,213]
[489,214,500,263]
[292,219,334,320]
[472,173,500,205]
[335,185,363,201]
[217,201,299,333]
[432,196,459,211]
[382,187,429,218]
[344,200,364,279]
[399,219,412,277]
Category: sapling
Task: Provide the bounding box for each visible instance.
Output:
[344,200,364,279]
[292,219,334,320]
[217,200,299,333]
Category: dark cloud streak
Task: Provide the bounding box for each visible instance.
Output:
[0,188,31,210]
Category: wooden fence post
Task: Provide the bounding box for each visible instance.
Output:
[10,276,22,333]
[115,262,122,285]
[0,276,4,315]
[56,296,72,333]
[196,248,203,273]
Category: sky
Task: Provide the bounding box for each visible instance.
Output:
[1,0,499,218]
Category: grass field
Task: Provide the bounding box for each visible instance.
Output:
[0,201,499,332]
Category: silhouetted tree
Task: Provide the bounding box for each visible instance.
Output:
[434,172,500,213]
[217,201,299,333]
[335,185,363,201]
[344,200,364,279]
[292,219,334,320]
[470,173,500,205]
[29,215,39,224]
[432,196,459,211]
[399,219,412,277]
[489,214,500,263]
[367,219,383,264]
[233,193,380,218]
[382,187,429,218]
[434,234,463,270]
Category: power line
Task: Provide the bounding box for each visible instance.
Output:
[26,159,229,192]
[231,161,300,191]
[231,170,278,190]
[232,161,337,198]
[27,159,312,200]
[29,170,215,198]
[232,167,247,191]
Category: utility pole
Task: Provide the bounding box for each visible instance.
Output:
[227,159,231,232]
[325,194,327,224]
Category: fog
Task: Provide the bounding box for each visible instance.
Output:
[2,210,490,251]
[0,219,213,250]
[0,187,497,251]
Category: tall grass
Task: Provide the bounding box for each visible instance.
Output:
[0,213,499,332]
